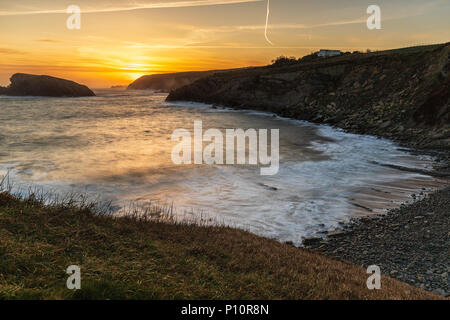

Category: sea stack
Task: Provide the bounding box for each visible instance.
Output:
[0,73,95,97]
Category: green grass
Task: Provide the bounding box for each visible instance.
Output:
[0,191,442,300]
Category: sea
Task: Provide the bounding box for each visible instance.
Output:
[0,89,446,244]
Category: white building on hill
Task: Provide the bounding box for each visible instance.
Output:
[317,49,342,58]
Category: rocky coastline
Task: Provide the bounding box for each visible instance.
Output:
[167,43,449,152]
[304,187,449,297]
[166,43,450,297]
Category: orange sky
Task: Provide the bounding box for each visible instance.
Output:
[0,0,449,88]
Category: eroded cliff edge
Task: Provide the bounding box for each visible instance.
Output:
[167,44,450,151]
[0,73,95,97]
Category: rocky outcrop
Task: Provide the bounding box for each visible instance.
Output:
[128,70,226,92]
[167,43,450,150]
[0,73,95,97]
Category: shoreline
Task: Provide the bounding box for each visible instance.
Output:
[303,186,449,297]
[0,102,448,298]
[216,102,450,297]
[277,100,450,296]
[166,95,449,297]
[166,43,449,154]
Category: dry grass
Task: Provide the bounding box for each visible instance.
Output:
[0,190,442,300]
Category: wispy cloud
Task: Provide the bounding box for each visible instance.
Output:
[34,39,63,43]
[0,0,262,16]
[174,18,367,34]
[0,48,28,55]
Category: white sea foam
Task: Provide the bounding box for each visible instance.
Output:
[0,91,446,245]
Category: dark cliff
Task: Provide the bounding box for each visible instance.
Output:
[167,43,450,150]
[0,73,95,97]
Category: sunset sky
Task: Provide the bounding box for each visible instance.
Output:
[0,0,449,88]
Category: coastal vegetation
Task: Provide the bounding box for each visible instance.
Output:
[0,187,440,300]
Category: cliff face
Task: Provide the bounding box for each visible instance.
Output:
[167,44,450,150]
[0,74,95,97]
[128,70,223,92]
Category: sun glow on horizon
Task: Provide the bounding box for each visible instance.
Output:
[125,72,148,81]
[0,0,449,87]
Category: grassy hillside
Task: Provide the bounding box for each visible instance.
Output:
[0,191,441,300]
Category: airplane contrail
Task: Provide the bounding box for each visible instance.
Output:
[265,0,274,45]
